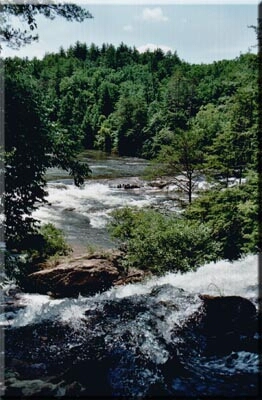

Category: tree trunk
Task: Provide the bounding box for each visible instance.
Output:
[188,173,192,204]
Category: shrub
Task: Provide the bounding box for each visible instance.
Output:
[37,223,71,259]
[4,224,71,284]
[185,176,258,260]
[108,207,220,274]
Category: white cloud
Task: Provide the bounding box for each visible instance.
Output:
[140,7,169,22]
[137,43,173,54]
[123,24,134,32]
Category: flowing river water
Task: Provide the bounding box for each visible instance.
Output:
[1,152,260,397]
[33,152,186,250]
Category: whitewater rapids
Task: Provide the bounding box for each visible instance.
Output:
[2,254,257,329]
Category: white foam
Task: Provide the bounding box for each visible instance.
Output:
[8,254,257,328]
[108,254,258,302]
[161,254,258,300]
[89,211,111,228]
[33,182,154,228]
[11,294,92,328]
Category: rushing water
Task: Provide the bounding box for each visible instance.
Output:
[2,255,260,397]
[4,255,258,328]
[2,154,260,397]
[33,153,185,249]
[33,179,185,249]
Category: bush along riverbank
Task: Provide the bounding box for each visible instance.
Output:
[108,173,258,275]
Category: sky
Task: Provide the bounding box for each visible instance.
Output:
[2,1,259,64]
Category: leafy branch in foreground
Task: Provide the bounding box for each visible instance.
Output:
[3,67,90,251]
[4,223,71,283]
[0,1,92,51]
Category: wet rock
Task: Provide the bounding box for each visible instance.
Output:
[146,381,170,396]
[24,249,149,297]
[50,183,68,190]
[196,295,257,355]
[64,381,85,396]
[109,177,145,190]
[113,267,150,286]
[147,179,170,189]
[26,258,120,297]
[5,367,66,396]
[4,287,259,398]
[63,207,76,212]
[0,288,26,318]
[199,294,257,336]
[0,302,26,315]
[150,284,185,297]
[61,358,112,396]
[60,209,90,224]
[117,183,140,189]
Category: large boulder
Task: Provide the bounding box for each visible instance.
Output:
[25,251,149,298]
[196,294,258,355]
[198,294,257,336]
[27,257,120,297]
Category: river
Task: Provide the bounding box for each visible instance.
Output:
[1,152,260,397]
[33,151,185,249]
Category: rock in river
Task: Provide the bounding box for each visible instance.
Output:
[25,251,149,297]
[199,294,257,337]
[26,257,120,297]
[189,294,258,356]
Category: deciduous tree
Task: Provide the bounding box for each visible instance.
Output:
[145,129,204,203]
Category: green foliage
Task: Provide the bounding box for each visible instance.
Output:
[110,91,148,156]
[3,39,258,278]
[191,103,225,149]
[109,170,258,272]
[4,252,30,284]
[4,72,50,248]
[4,223,71,283]
[108,207,220,274]
[0,3,92,51]
[185,173,258,260]
[3,62,90,251]
[37,223,71,259]
[6,43,256,167]
[144,129,204,203]
[203,88,258,186]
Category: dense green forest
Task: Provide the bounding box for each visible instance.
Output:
[5,42,258,160]
[3,41,259,276]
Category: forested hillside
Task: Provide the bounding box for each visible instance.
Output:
[5,42,257,163]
